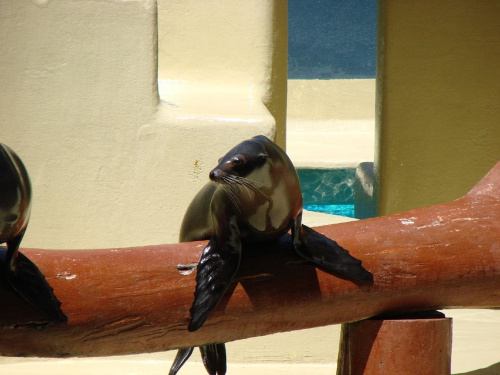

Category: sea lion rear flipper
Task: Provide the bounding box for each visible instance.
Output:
[5,247,67,322]
[188,219,241,332]
[169,347,194,375]
[292,215,372,282]
[200,343,227,375]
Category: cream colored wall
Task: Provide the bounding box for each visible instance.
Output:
[376,0,500,215]
[0,0,285,250]
[286,79,375,169]
[157,0,288,149]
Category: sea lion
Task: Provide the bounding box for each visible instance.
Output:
[0,143,66,322]
[169,135,372,375]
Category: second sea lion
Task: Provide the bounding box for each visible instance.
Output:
[0,143,66,322]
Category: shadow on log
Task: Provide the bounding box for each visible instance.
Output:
[1,162,499,357]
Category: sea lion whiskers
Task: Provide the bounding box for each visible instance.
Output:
[217,175,254,203]
[224,175,253,200]
[225,175,269,201]
[219,178,244,213]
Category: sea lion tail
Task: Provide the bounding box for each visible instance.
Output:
[200,343,227,375]
[4,251,67,322]
[169,347,194,375]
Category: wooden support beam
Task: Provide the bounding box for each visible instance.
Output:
[1,162,499,357]
[337,311,453,375]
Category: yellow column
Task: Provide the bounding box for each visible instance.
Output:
[376,0,500,215]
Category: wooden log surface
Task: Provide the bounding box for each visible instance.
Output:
[0,162,499,357]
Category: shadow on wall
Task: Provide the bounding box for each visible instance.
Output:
[454,362,500,375]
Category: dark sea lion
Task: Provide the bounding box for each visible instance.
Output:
[0,143,66,322]
[169,135,371,375]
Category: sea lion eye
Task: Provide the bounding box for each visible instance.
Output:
[230,155,246,167]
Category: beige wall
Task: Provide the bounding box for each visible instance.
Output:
[157,0,287,148]
[286,79,375,169]
[376,0,500,215]
[0,0,286,249]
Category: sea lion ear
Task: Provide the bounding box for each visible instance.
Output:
[259,153,269,160]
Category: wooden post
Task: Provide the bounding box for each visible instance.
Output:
[337,311,452,375]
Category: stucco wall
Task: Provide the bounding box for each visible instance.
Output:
[0,0,285,249]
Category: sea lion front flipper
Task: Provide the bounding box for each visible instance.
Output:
[4,230,24,272]
[292,214,372,282]
[169,347,194,375]
[5,247,67,322]
[188,217,241,332]
[200,343,227,375]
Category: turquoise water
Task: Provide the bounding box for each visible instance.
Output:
[297,168,356,218]
[303,204,355,217]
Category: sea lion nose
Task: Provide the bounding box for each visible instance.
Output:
[210,169,224,181]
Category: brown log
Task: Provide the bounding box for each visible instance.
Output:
[0,162,499,357]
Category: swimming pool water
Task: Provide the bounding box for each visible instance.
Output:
[297,168,356,218]
[303,204,355,218]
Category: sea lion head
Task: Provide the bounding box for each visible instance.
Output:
[209,138,269,183]
[0,144,32,242]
